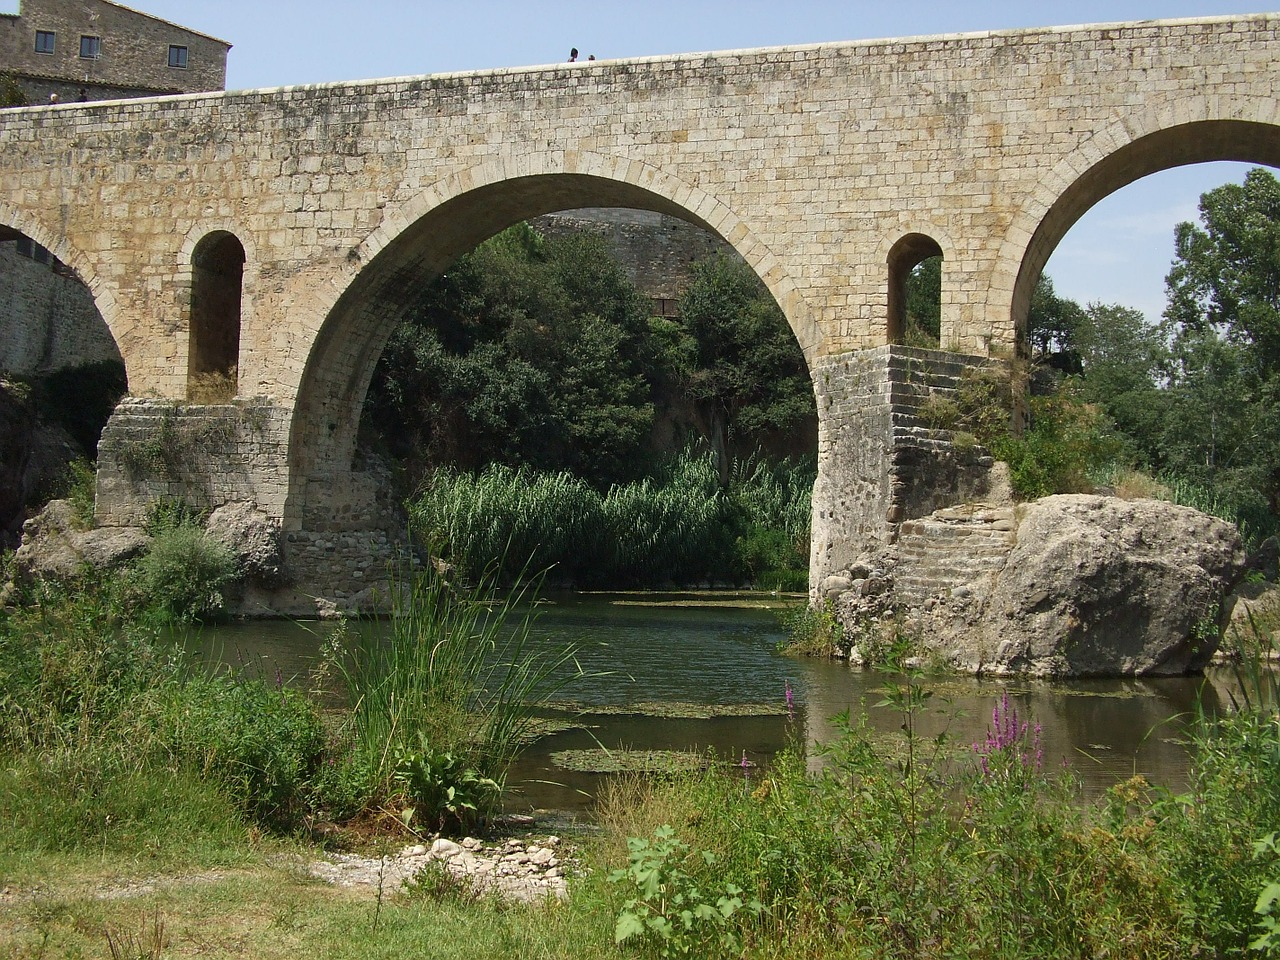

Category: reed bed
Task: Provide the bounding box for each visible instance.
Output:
[407,450,815,586]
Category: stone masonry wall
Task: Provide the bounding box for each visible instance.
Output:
[810,345,1001,593]
[533,208,736,307]
[0,240,121,375]
[95,398,405,615]
[95,398,290,525]
[0,0,227,98]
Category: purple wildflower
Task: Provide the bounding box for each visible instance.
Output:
[973,690,1042,779]
[785,680,795,721]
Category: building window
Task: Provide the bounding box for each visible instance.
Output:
[79,35,100,59]
[34,30,55,55]
[168,45,188,69]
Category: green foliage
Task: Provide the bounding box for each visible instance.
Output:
[409,450,813,587]
[61,458,97,527]
[609,824,762,958]
[1252,832,1280,955]
[0,578,322,834]
[0,72,27,108]
[319,565,580,824]
[1027,273,1089,361]
[392,736,501,835]
[992,384,1126,500]
[676,254,814,462]
[0,580,175,752]
[364,225,657,489]
[778,599,844,657]
[148,674,325,829]
[903,255,941,346]
[1160,166,1280,525]
[596,671,1280,958]
[131,524,238,623]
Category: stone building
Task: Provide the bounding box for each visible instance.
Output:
[534,208,737,317]
[0,0,228,104]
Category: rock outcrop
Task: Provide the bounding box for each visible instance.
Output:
[829,495,1247,677]
[204,501,284,586]
[11,499,149,583]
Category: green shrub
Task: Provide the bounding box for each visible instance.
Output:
[392,736,501,835]
[609,824,762,958]
[992,386,1125,500]
[0,580,175,750]
[778,600,844,657]
[149,675,326,829]
[131,525,238,622]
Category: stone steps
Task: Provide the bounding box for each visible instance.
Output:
[892,505,1018,604]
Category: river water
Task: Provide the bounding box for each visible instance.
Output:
[189,592,1232,820]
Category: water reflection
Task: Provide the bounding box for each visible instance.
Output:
[186,593,1217,818]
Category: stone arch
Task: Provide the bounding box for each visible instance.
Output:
[185,229,247,400]
[285,152,817,525]
[0,201,127,371]
[883,230,949,346]
[993,101,1280,354]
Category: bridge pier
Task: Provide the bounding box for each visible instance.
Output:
[810,346,1007,598]
[95,397,403,614]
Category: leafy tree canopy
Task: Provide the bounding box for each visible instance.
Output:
[675,254,814,464]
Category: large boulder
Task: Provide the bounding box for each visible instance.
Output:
[932,495,1246,676]
[204,501,284,586]
[11,499,149,582]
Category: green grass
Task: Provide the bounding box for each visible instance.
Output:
[408,449,814,588]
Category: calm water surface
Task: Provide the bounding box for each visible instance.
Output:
[190,593,1229,820]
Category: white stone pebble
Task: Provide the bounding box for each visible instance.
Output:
[309,833,575,901]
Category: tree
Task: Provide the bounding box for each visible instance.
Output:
[903,256,941,346]
[1027,274,1088,366]
[1071,302,1170,466]
[675,255,814,473]
[0,74,26,109]
[1161,166,1280,517]
[363,225,657,488]
[1166,166,1280,380]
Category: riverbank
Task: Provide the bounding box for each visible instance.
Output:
[4,576,1280,957]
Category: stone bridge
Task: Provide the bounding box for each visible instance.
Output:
[2,14,1279,611]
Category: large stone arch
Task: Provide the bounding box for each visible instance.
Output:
[991,98,1280,353]
[285,151,817,525]
[0,201,128,376]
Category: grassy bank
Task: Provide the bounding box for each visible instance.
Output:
[4,581,1280,957]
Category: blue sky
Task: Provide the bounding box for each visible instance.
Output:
[11,0,1272,320]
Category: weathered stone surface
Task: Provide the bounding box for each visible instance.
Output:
[12,499,149,582]
[205,500,284,586]
[830,495,1246,676]
[926,496,1245,677]
[1226,580,1280,633]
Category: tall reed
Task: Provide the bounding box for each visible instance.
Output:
[408,449,814,586]
[329,563,582,809]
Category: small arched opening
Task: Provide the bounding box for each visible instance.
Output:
[188,231,244,401]
[887,233,943,347]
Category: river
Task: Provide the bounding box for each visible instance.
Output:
[188,592,1230,821]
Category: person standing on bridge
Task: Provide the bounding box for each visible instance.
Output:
[568,48,578,62]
